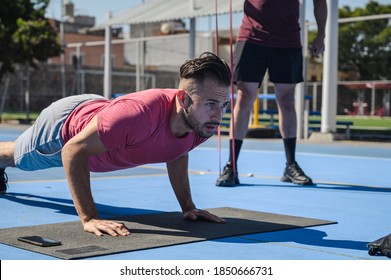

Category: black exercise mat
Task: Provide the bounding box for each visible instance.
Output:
[0,207,336,259]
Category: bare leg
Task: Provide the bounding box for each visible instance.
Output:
[275,83,313,185]
[0,142,16,168]
[230,82,259,140]
[274,83,297,139]
[216,82,259,187]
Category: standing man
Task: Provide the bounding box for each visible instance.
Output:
[0,52,231,236]
[216,0,327,187]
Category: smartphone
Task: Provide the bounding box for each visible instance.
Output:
[17,236,62,247]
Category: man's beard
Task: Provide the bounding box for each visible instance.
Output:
[182,108,218,138]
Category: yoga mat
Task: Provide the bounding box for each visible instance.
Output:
[0,207,336,259]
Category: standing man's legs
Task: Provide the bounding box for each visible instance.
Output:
[216,41,266,187]
[215,82,258,187]
[275,83,313,185]
[216,43,314,186]
[274,83,297,139]
[232,82,260,140]
[224,82,259,182]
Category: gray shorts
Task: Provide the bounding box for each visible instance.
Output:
[14,94,106,171]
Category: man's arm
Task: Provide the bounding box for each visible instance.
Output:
[61,115,130,236]
[166,154,225,223]
[311,0,328,56]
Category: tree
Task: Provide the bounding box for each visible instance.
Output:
[338,1,391,80]
[307,1,391,81]
[0,0,61,81]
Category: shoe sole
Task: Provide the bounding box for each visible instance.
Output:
[216,183,237,187]
[215,179,240,187]
[281,175,314,186]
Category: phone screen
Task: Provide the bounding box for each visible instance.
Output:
[17,236,62,247]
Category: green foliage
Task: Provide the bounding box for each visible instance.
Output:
[307,1,391,80]
[0,0,61,80]
[338,1,391,80]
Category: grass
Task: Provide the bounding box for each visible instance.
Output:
[220,113,391,136]
[2,111,391,131]
[1,111,40,122]
[252,114,391,129]
[336,116,391,129]
[309,115,391,129]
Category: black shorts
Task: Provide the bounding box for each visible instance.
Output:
[233,40,304,85]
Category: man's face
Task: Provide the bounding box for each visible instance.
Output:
[181,79,230,138]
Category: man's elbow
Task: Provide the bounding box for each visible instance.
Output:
[61,142,85,164]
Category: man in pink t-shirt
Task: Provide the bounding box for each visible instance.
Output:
[0,52,231,236]
[61,89,210,172]
[216,0,327,187]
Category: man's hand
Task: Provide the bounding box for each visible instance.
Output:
[310,35,325,57]
[183,208,226,223]
[83,218,131,237]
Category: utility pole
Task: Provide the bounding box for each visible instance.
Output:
[60,0,66,97]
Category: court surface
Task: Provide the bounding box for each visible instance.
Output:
[1,124,390,260]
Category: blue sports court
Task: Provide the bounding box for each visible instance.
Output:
[0,123,390,260]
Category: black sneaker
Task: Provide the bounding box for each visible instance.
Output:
[281,162,314,185]
[216,163,240,187]
[0,168,8,194]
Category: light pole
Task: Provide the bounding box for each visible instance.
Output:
[60,0,66,98]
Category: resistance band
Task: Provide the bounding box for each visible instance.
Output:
[215,0,237,178]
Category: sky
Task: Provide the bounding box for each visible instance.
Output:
[46,0,391,30]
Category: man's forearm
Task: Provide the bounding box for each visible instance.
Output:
[166,154,196,213]
[62,143,98,224]
[313,0,327,37]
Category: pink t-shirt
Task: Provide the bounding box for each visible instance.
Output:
[62,89,207,172]
[237,0,301,48]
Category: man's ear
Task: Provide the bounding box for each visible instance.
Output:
[177,90,186,107]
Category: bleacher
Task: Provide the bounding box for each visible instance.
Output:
[220,94,353,139]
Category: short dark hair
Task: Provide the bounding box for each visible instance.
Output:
[179,52,231,87]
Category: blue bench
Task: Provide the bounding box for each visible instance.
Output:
[308,120,353,139]
[112,93,126,99]
[221,116,353,139]
[137,91,353,139]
